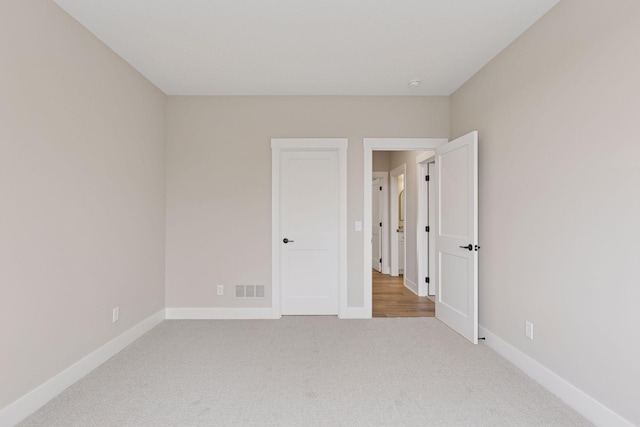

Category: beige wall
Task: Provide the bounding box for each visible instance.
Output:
[372,151,391,172]
[165,96,449,308]
[0,0,166,411]
[451,0,640,423]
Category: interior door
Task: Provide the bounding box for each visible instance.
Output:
[428,162,436,296]
[281,150,339,315]
[372,178,382,272]
[435,131,478,343]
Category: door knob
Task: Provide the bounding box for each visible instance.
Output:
[283,238,294,244]
[459,244,473,251]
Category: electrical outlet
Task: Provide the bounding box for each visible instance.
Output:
[112,307,119,323]
[525,321,534,340]
[217,285,224,296]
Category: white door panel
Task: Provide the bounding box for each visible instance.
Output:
[435,131,478,343]
[281,150,339,315]
[440,145,470,238]
[372,178,382,272]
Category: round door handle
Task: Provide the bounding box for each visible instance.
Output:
[283,238,294,244]
[459,244,473,251]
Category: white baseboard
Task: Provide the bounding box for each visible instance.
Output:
[479,326,634,427]
[0,309,165,427]
[404,277,418,295]
[339,306,371,319]
[165,307,281,320]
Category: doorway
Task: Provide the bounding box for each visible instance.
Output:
[365,139,447,317]
[363,134,480,343]
[370,144,442,318]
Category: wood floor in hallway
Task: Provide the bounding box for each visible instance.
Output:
[372,270,435,317]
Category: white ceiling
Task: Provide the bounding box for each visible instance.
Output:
[52,0,560,96]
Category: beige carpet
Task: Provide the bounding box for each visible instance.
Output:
[20,317,592,426]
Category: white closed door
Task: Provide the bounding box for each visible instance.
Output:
[435,131,479,344]
[372,178,383,272]
[281,150,339,315]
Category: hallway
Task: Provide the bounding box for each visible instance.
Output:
[372,270,435,317]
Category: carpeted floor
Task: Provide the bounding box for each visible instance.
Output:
[20,317,592,426]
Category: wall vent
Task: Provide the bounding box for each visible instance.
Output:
[235,285,265,298]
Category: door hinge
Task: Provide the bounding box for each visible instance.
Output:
[379,258,382,263]
[380,186,382,191]
[425,226,430,232]
[425,175,430,181]
[425,277,430,283]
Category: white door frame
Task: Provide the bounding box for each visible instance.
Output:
[272,138,348,317]
[363,138,447,318]
[372,172,390,274]
[416,152,436,296]
[428,162,436,296]
[389,164,406,277]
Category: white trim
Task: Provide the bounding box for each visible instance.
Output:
[338,142,348,317]
[480,326,634,427]
[0,309,165,427]
[416,151,435,164]
[428,162,436,296]
[416,153,436,296]
[271,139,348,149]
[364,138,445,150]
[404,277,419,295]
[363,138,447,318]
[372,172,389,274]
[166,307,281,320]
[338,307,370,319]
[271,138,348,318]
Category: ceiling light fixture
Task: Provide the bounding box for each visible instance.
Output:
[408,79,421,89]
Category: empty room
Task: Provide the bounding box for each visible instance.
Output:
[2,0,639,426]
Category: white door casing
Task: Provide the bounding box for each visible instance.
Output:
[372,178,383,272]
[416,152,435,297]
[363,139,447,318]
[434,131,479,343]
[272,138,347,317]
[428,162,436,296]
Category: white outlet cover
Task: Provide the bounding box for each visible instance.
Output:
[525,321,534,340]
[112,307,119,323]
[217,285,224,296]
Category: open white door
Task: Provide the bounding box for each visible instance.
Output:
[435,131,478,344]
[372,178,382,272]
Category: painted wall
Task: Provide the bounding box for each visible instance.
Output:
[165,96,449,308]
[372,151,391,172]
[0,0,166,411]
[450,0,640,423]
